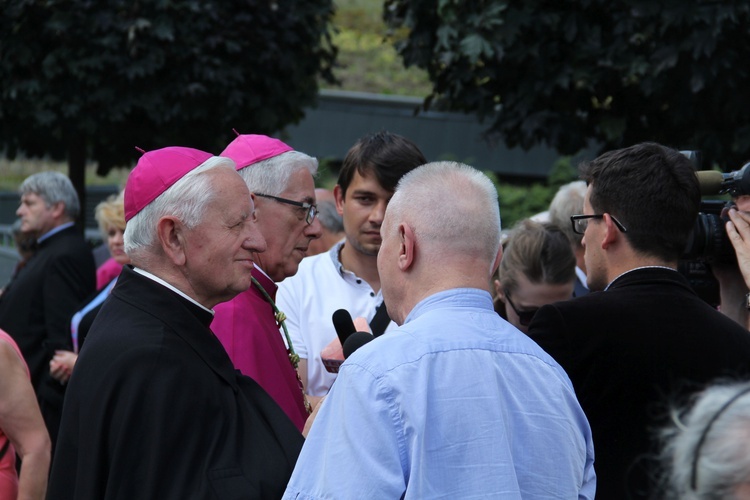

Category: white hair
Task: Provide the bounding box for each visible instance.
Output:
[659,380,750,499]
[549,180,587,248]
[237,151,318,196]
[123,157,236,259]
[19,171,80,219]
[387,161,502,268]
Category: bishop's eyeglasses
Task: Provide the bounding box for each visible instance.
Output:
[254,193,318,225]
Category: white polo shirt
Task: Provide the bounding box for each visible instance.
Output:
[276,241,395,396]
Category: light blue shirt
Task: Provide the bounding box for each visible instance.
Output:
[284,288,596,499]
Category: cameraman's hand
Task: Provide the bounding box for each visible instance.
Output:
[727,208,750,290]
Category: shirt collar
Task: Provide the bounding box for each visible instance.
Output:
[404,288,493,325]
[328,240,347,276]
[604,265,676,291]
[132,267,215,316]
[575,266,588,290]
[253,262,273,282]
[37,221,74,243]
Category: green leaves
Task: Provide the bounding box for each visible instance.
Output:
[1,0,338,175]
[385,0,750,170]
[459,34,493,63]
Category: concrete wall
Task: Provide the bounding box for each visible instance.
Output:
[280,89,583,179]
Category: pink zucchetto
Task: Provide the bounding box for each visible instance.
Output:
[220,133,293,171]
[124,146,213,221]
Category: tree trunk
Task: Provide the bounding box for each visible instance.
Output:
[67,136,87,235]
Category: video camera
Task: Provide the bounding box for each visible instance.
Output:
[680,157,750,307]
[685,161,750,262]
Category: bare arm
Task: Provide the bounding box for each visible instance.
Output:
[0,341,51,500]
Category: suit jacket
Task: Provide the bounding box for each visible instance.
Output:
[528,267,750,499]
[0,226,95,412]
[48,266,303,499]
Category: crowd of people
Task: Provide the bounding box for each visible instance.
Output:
[0,134,749,499]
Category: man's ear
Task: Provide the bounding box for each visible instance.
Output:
[398,223,415,271]
[333,185,345,217]
[491,246,503,276]
[50,201,65,220]
[601,213,620,249]
[156,216,187,266]
[494,279,505,301]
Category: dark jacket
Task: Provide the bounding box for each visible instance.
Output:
[48,266,304,499]
[528,267,750,499]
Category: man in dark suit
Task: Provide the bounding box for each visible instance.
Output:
[528,143,750,499]
[0,172,95,446]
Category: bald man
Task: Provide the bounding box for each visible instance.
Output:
[284,161,595,499]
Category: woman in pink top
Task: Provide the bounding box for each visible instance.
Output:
[0,329,51,500]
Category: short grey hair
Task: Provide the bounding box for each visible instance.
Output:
[659,380,750,499]
[237,151,318,196]
[387,161,502,268]
[317,200,343,233]
[19,171,80,220]
[549,180,587,248]
[123,157,236,259]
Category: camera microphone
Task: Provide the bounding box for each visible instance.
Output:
[696,171,724,196]
[695,163,750,197]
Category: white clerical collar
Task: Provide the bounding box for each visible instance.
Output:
[132,267,214,316]
[254,262,272,282]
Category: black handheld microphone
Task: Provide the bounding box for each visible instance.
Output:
[332,309,357,346]
[342,331,374,359]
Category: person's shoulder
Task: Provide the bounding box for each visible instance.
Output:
[535,291,601,318]
[298,251,335,275]
[47,227,94,260]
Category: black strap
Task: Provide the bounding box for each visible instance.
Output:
[0,439,10,461]
[369,302,390,338]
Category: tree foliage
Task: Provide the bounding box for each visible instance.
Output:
[1,0,337,177]
[384,0,750,170]
[496,156,577,227]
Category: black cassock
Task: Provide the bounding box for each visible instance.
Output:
[48,266,304,499]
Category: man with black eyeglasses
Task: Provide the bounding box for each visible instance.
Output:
[527,142,750,499]
[211,133,322,433]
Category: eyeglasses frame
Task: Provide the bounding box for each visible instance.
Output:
[254,193,318,225]
[570,214,628,235]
